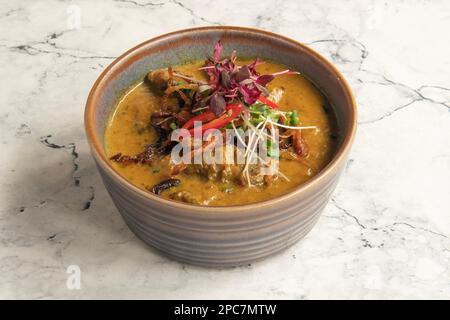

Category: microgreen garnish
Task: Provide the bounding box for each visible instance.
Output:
[198,41,299,116]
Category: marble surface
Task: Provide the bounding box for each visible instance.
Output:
[1,0,449,299]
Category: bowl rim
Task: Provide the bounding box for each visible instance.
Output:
[85,26,357,213]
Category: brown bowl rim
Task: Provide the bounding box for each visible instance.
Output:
[84,26,357,213]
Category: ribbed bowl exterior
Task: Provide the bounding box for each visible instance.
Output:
[85,27,357,268]
[97,161,344,267]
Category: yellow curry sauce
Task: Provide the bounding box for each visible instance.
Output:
[104,60,337,206]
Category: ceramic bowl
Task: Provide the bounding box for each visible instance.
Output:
[85,26,357,267]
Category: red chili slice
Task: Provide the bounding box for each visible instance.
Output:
[257,95,279,109]
[188,103,245,135]
[182,111,216,130]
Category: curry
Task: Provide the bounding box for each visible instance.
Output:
[104,42,338,206]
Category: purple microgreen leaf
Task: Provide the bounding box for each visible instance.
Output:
[220,70,231,88]
[255,74,275,86]
[247,59,259,71]
[210,93,226,116]
[234,65,251,82]
[238,85,261,105]
[213,40,222,62]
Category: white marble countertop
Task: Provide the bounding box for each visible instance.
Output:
[1,0,449,299]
